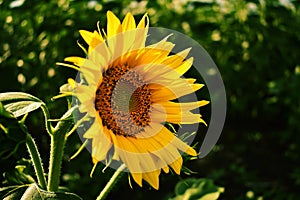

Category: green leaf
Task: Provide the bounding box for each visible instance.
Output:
[0,92,44,118]
[1,184,83,200]
[1,185,28,200]
[22,184,83,200]
[5,101,43,118]
[170,178,224,200]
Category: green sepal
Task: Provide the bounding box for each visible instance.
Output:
[0,101,14,119]
[2,162,35,186]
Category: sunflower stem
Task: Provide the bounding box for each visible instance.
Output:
[96,164,126,200]
[26,133,47,190]
[41,104,54,135]
[47,115,73,192]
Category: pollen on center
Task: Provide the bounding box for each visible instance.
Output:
[95,64,152,137]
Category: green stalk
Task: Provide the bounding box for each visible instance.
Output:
[41,104,53,135]
[26,133,47,190]
[96,164,126,200]
[47,117,73,192]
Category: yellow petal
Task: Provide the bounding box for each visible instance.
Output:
[147,34,175,53]
[137,13,149,28]
[131,173,142,187]
[93,42,111,71]
[83,112,111,141]
[152,127,198,157]
[135,48,170,66]
[105,11,123,59]
[88,46,109,73]
[169,157,183,175]
[89,31,104,50]
[106,11,121,38]
[142,170,160,190]
[173,57,194,75]
[122,12,136,31]
[140,62,186,82]
[184,145,198,157]
[67,78,76,89]
[152,100,209,114]
[120,30,136,57]
[151,83,204,101]
[162,166,169,173]
[80,59,103,86]
[75,85,96,116]
[176,47,192,60]
[126,140,165,172]
[64,56,85,66]
[166,112,206,125]
[91,128,112,161]
[79,30,94,44]
[117,136,162,172]
[139,153,160,173]
[171,136,198,157]
[112,136,142,173]
[150,128,184,154]
[152,144,182,170]
[130,136,164,153]
[131,28,148,50]
[150,153,169,173]
[79,30,103,51]
[75,85,94,101]
[83,116,101,138]
[130,13,148,49]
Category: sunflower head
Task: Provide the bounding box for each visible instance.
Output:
[60,11,209,190]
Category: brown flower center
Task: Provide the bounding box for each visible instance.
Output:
[95,64,151,136]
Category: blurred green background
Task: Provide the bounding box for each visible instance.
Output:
[1,0,300,199]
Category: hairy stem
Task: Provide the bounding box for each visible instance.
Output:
[41,104,53,135]
[47,117,73,192]
[26,133,47,190]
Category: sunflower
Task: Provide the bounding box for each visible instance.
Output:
[60,11,209,189]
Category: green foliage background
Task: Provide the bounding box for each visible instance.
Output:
[1,0,300,199]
